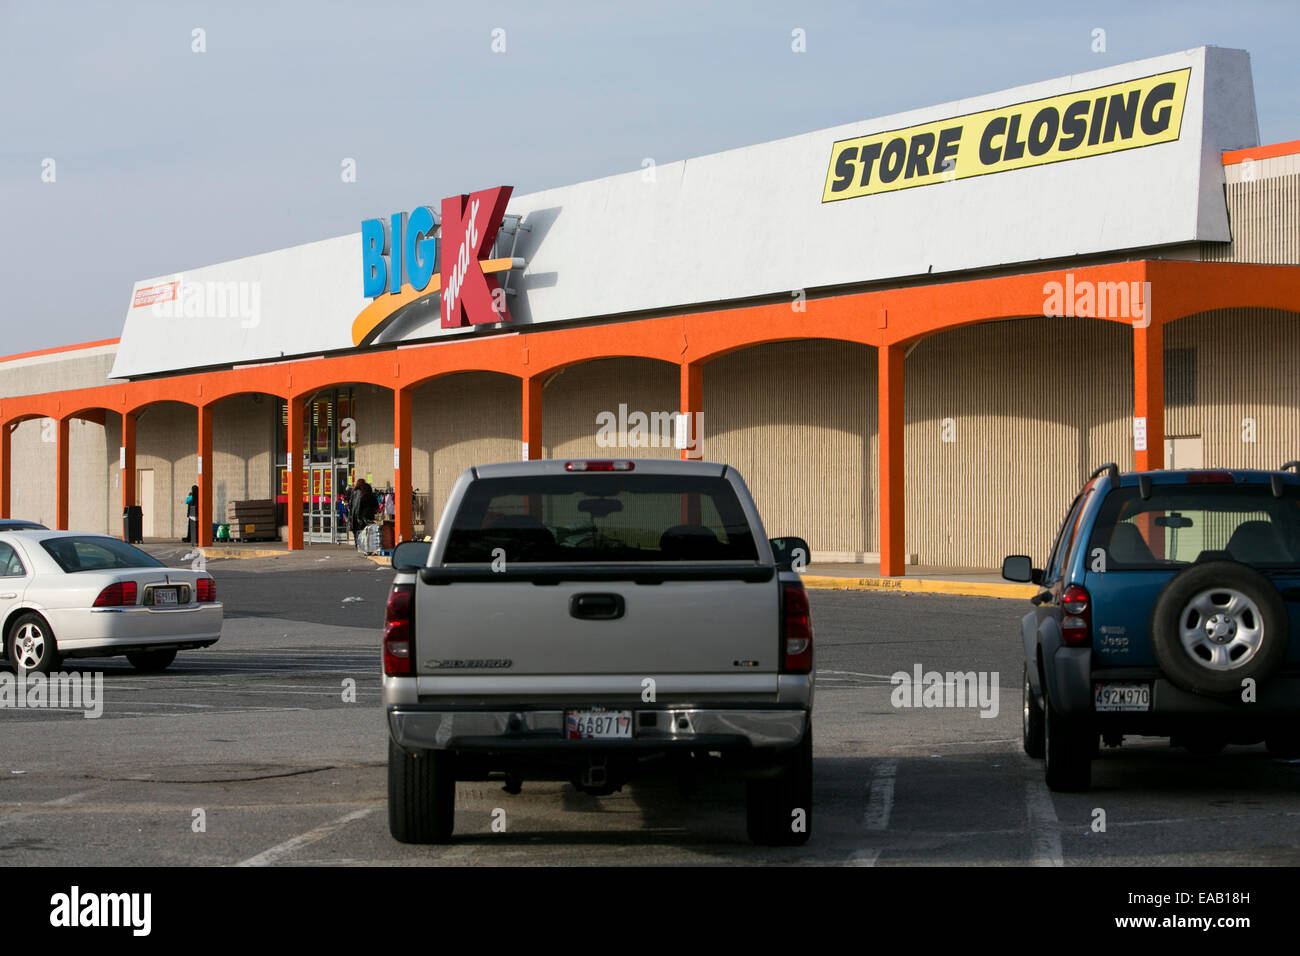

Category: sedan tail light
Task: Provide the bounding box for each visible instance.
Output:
[384,583,414,676]
[1061,584,1091,647]
[781,581,813,673]
[93,581,138,607]
[196,577,216,602]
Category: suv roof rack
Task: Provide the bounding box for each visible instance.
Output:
[1088,463,1120,483]
[1281,461,1300,473]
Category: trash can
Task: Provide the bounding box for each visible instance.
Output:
[123,505,143,544]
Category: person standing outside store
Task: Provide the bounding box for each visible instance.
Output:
[182,485,199,543]
[349,480,377,548]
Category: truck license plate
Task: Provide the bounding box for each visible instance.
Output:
[566,710,632,739]
[1094,682,1150,712]
[152,588,179,606]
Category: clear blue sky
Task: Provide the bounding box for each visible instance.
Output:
[2,0,1296,355]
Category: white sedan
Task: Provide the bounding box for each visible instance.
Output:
[0,531,221,674]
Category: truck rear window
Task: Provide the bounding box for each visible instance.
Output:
[1087,484,1300,570]
[443,474,759,563]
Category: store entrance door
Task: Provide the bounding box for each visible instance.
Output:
[305,463,339,544]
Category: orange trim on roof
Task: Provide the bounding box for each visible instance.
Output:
[1222,139,1300,165]
[0,337,119,366]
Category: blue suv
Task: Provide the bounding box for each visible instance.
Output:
[1003,463,1300,791]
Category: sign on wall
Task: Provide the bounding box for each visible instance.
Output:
[823,68,1190,202]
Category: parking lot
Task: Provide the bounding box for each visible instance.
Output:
[4,550,1300,867]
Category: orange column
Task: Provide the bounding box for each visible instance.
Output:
[522,375,543,460]
[1134,322,1164,471]
[197,404,214,547]
[679,362,703,525]
[287,396,304,550]
[393,387,412,544]
[0,422,10,520]
[120,412,136,539]
[55,417,70,530]
[878,345,905,577]
[679,362,703,461]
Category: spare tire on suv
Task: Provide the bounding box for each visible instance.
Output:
[1150,561,1288,697]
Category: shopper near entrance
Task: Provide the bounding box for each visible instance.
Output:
[349,480,377,547]
[181,485,198,543]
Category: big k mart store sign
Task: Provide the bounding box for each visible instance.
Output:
[3,46,1299,572]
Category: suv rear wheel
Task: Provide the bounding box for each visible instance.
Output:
[1151,562,1288,697]
[1044,690,1092,792]
[388,738,456,844]
[1023,663,1045,758]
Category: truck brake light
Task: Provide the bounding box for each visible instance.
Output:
[1061,584,1091,647]
[781,581,813,673]
[384,584,414,676]
[565,460,634,472]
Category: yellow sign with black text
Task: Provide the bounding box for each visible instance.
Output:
[822,68,1190,202]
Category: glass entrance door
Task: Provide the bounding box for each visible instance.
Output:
[305,463,339,544]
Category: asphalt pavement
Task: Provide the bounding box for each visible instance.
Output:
[3,553,1300,866]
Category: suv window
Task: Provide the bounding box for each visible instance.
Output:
[1045,489,1092,583]
[445,474,758,563]
[1088,484,1300,569]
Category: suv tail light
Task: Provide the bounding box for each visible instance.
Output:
[93,581,138,607]
[781,581,813,673]
[196,577,216,603]
[1061,584,1091,647]
[384,583,414,676]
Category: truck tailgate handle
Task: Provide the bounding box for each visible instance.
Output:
[570,593,625,620]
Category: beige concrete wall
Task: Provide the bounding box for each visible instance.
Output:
[705,340,878,560]
[1165,308,1300,468]
[211,395,276,516]
[0,345,119,399]
[412,372,520,534]
[135,403,197,540]
[1203,166,1300,264]
[353,384,395,494]
[543,358,678,462]
[903,316,1134,570]
[10,419,57,527]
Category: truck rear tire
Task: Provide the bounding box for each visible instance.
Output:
[746,728,812,846]
[388,737,456,844]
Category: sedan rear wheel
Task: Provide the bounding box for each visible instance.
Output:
[7,613,58,675]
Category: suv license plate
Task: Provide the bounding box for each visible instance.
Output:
[566,710,632,740]
[152,588,179,606]
[1094,682,1150,712]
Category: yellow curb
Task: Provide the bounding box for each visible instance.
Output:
[799,574,1036,600]
[199,546,288,560]
[366,554,390,567]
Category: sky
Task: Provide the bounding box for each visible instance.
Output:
[2,0,1297,355]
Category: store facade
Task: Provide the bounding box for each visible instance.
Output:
[2,46,1298,572]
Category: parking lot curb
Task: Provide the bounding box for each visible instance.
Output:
[799,574,1035,600]
[198,546,289,560]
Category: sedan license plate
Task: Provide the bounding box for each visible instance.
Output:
[1094,682,1150,712]
[565,710,632,740]
[151,588,179,607]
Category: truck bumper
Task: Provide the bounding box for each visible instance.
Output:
[387,706,808,752]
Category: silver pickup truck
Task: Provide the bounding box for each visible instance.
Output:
[382,458,814,846]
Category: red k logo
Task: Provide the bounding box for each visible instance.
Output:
[440,186,514,328]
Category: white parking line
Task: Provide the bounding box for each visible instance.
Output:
[235,805,379,867]
[1024,780,1063,866]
